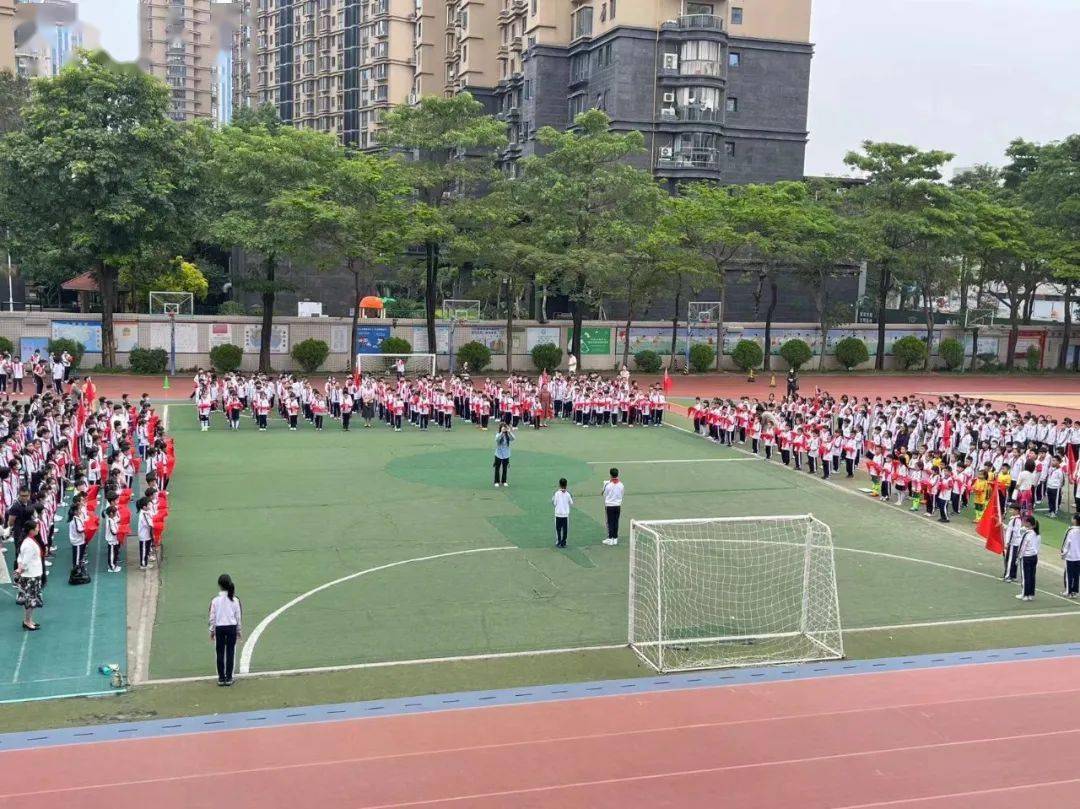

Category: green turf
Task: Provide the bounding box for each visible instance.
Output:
[148,405,1080,684]
[0,520,126,703]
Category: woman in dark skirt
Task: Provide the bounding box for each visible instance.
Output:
[15,521,45,631]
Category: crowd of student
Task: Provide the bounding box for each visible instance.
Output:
[1,379,175,632]
[191,370,669,433]
[687,389,1080,600]
[0,349,80,395]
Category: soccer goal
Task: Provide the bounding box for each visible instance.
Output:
[628,514,843,673]
[356,353,436,378]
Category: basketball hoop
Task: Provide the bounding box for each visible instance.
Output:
[149,292,194,377]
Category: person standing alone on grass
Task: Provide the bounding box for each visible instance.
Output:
[603,468,624,546]
[1061,514,1080,598]
[1017,515,1041,601]
[493,423,514,487]
[209,574,242,686]
[553,478,573,548]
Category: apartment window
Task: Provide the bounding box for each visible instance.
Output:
[572,7,593,39]
[600,2,607,22]
[731,7,743,24]
[687,3,714,12]
[726,96,738,113]
[680,40,721,76]
[724,141,736,157]
[611,0,616,18]
[462,44,468,62]
[570,53,590,82]
[568,93,587,119]
[728,52,740,68]
[531,0,537,14]
[523,79,532,100]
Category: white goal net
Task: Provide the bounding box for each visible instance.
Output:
[629,514,843,673]
[356,353,436,378]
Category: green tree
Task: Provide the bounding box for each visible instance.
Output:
[0,70,30,134]
[509,109,658,363]
[842,142,956,370]
[206,122,341,372]
[0,52,207,367]
[120,255,210,310]
[379,93,506,353]
[271,152,417,372]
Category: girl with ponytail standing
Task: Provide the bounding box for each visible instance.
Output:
[209,574,242,686]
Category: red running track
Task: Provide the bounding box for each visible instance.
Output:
[4,657,1080,808]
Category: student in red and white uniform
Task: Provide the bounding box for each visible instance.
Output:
[286,396,300,431]
[105,504,121,573]
[311,395,327,431]
[197,392,213,431]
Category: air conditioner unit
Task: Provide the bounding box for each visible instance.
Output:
[663,54,678,70]
[660,147,673,158]
[660,107,676,117]
[407,93,418,105]
[662,92,675,103]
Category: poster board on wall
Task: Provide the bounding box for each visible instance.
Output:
[114,322,139,352]
[209,323,232,348]
[150,322,199,353]
[51,320,102,352]
[244,324,290,354]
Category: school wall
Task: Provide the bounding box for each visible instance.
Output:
[1,312,1077,374]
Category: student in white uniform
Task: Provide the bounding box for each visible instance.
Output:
[1002,505,1024,582]
[552,478,573,549]
[602,468,624,546]
[209,573,242,686]
[136,496,154,570]
[1060,514,1080,598]
[1017,515,1041,601]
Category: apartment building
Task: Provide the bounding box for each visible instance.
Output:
[0,0,16,72]
[493,0,813,184]
[139,0,216,121]
[245,0,414,147]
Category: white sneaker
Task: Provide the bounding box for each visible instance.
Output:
[602,538,614,545]
[1015,593,1026,599]
[494,483,501,488]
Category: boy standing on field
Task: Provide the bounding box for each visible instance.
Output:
[603,468,624,546]
[552,478,573,548]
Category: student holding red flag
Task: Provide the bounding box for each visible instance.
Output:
[977,481,1005,555]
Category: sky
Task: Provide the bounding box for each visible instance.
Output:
[73,0,1080,178]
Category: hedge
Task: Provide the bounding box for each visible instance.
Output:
[531,342,562,373]
[938,338,965,371]
[688,343,716,373]
[457,340,491,372]
[892,335,928,370]
[129,347,168,375]
[779,339,812,370]
[291,338,330,373]
[731,340,763,372]
[634,349,662,373]
[834,337,868,370]
[209,343,243,372]
[1026,344,1041,371]
[379,336,412,355]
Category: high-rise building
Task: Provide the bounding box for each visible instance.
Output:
[245,0,414,147]
[139,0,215,121]
[0,1,15,73]
[492,0,813,184]
[12,0,98,78]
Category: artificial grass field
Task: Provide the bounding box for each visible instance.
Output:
[145,403,1080,684]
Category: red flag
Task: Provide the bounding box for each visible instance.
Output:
[1067,444,1077,480]
[83,378,97,405]
[662,368,673,395]
[977,483,1004,554]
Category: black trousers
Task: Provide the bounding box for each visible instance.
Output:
[1004,545,1020,580]
[605,505,621,540]
[555,516,568,547]
[1047,487,1061,514]
[342,412,351,430]
[215,625,238,681]
[493,457,509,485]
[1067,559,1080,595]
[71,544,86,568]
[1022,555,1038,597]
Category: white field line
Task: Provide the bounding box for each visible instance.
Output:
[148,643,628,686]
[586,458,758,466]
[662,419,1069,575]
[238,547,516,675]
[844,611,1080,634]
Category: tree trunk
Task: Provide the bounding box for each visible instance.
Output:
[569,274,584,364]
[958,257,970,320]
[875,263,890,371]
[349,261,361,373]
[425,241,439,353]
[505,276,513,373]
[259,255,276,374]
[96,262,117,369]
[716,265,726,371]
[1059,284,1073,370]
[923,289,934,370]
[670,280,682,369]
[1005,301,1020,371]
[815,268,828,371]
[539,284,548,324]
[763,276,778,372]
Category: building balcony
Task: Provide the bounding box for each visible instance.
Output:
[654,147,723,177]
[673,14,724,31]
[658,105,723,124]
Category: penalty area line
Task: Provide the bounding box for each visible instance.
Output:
[586,458,758,466]
[146,643,629,686]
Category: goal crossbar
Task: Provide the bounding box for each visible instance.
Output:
[629,514,843,673]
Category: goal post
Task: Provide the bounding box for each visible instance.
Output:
[628,514,843,673]
[356,353,436,378]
